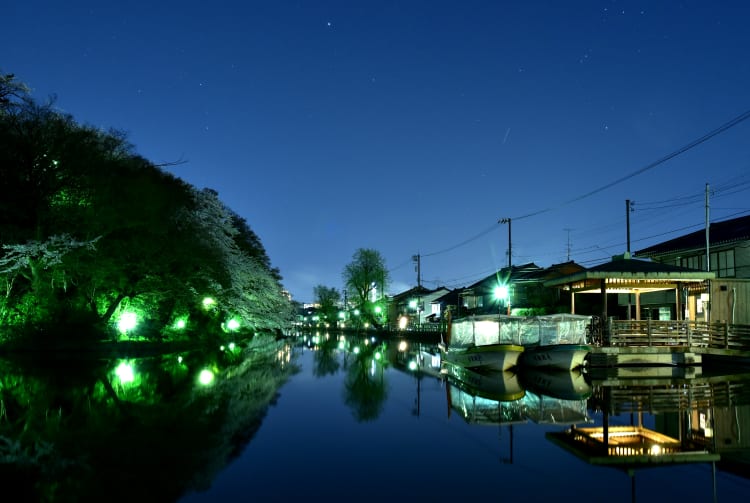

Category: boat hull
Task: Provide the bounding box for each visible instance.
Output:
[442,360,525,402]
[520,367,592,400]
[443,343,524,371]
[520,344,591,371]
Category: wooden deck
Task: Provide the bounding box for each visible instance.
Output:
[589,319,750,367]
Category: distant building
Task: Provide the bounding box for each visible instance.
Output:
[387,286,450,325]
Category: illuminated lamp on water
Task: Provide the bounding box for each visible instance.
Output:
[198,369,214,385]
[117,312,137,334]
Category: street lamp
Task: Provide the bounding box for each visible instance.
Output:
[494,285,510,316]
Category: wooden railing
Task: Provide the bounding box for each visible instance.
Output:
[607,319,750,351]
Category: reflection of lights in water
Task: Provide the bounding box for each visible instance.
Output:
[115,362,134,383]
[398,341,408,352]
[374,351,382,360]
[353,346,360,354]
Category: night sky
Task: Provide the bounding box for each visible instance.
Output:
[4,1,750,303]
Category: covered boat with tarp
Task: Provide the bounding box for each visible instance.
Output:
[496,314,593,371]
[439,314,524,371]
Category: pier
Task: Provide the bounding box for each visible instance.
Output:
[589,319,750,367]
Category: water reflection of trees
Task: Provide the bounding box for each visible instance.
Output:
[0,335,298,502]
[298,332,389,422]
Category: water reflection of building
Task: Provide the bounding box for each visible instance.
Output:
[546,368,750,498]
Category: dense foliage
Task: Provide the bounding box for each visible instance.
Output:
[0,73,292,345]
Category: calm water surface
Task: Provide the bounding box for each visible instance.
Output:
[183,334,750,503]
[2,333,749,502]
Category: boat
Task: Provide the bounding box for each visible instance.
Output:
[439,313,524,371]
[497,314,593,371]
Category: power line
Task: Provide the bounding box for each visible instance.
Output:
[512,108,750,221]
[418,108,750,258]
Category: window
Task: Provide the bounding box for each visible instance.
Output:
[681,249,735,277]
[710,249,735,277]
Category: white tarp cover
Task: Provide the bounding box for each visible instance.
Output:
[451,314,591,348]
[449,385,526,424]
[449,385,590,425]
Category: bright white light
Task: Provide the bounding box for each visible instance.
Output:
[115,362,134,383]
[117,312,137,334]
[408,361,418,371]
[199,369,214,385]
[226,319,240,331]
[398,340,408,351]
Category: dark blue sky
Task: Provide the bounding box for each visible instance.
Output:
[5,1,750,302]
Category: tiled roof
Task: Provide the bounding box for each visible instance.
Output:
[635,215,750,258]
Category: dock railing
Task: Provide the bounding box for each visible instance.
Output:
[606,319,750,351]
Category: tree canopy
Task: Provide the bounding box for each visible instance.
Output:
[0,71,292,344]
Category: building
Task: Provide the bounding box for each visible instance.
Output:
[454,261,587,317]
[635,215,750,323]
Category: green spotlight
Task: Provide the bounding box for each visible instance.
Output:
[117,312,137,334]
[198,369,214,385]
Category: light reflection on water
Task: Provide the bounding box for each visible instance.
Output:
[2,333,750,502]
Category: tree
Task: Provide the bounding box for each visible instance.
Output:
[342,248,389,326]
[313,285,341,324]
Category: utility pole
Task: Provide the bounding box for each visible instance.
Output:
[499,218,511,269]
[564,228,572,261]
[705,183,710,271]
[625,199,633,254]
[412,254,421,288]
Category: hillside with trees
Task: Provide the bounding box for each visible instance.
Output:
[0,73,292,348]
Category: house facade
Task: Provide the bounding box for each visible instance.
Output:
[453,261,586,317]
[634,215,750,324]
[387,286,450,326]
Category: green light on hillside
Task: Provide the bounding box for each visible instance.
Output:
[117,312,137,334]
[198,369,214,385]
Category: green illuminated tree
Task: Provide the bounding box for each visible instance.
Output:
[342,248,389,327]
[0,73,292,341]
